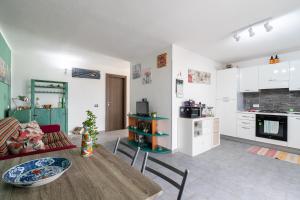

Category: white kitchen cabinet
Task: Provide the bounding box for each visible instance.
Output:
[237,113,255,140]
[216,99,237,137]
[216,68,238,137]
[259,62,290,89]
[217,68,238,99]
[288,116,300,149]
[289,60,300,91]
[239,66,259,92]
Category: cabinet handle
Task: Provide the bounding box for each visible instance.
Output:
[242,122,250,125]
[241,127,250,129]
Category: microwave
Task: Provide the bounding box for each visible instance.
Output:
[180,106,201,118]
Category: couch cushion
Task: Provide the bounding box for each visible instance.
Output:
[0,117,21,156]
[42,131,70,145]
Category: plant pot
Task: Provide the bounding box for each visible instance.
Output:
[81,129,93,157]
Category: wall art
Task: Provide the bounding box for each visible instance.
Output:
[188,69,211,84]
[157,53,167,68]
[176,79,184,98]
[72,68,101,79]
[142,67,152,84]
[132,64,141,79]
[0,57,7,84]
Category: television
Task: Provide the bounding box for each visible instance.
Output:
[136,101,149,116]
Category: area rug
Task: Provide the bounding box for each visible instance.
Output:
[247,146,300,165]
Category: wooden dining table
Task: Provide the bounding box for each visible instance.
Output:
[0,146,162,200]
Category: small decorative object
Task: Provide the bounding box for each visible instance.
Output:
[176,79,184,98]
[142,67,152,84]
[269,56,274,64]
[151,112,157,118]
[35,97,41,108]
[72,127,84,135]
[12,96,31,110]
[81,129,93,157]
[2,157,71,187]
[132,64,142,79]
[43,104,52,109]
[72,68,101,79]
[157,53,167,68]
[188,69,211,84]
[274,55,280,63]
[82,110,99,148]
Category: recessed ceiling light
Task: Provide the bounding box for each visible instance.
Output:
[233,33,240,42]
[248,27,255,37]
[264,22,273,32]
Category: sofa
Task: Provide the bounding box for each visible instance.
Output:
[0,117,76,160]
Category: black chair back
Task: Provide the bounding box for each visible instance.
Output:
[141,152,189,200]
[113,137,140,167]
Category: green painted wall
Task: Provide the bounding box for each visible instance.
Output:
[0,32,11,119]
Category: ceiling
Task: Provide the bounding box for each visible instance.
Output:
[1,0,300,64]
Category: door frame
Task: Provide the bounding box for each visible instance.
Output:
[105,73,127,131]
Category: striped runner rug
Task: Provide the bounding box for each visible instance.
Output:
[247,146,300,165]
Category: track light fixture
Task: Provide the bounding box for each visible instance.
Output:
[264,22,273,32]
[232,17,273,42]
[233,33,240,42]
[248,27,255,37]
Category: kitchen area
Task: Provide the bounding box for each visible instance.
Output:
[217,59,300,149]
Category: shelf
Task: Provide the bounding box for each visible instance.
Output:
[35,91,65,94]
[35,85,65,89]
[126,140,171,154]
[128,127,169,137]
[128,114,168,121]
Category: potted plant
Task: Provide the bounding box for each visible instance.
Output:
[81,110,99,157]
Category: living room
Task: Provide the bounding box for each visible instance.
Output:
[1,1,300,200]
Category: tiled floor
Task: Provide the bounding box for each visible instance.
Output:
[71,130,300,200]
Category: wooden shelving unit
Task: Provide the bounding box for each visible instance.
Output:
[127,114,170,154]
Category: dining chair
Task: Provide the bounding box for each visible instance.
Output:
[141,152,189,200]
[113,137,140,167]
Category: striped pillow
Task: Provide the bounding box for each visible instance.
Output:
[42,131,69,145]
[0,117,21,156]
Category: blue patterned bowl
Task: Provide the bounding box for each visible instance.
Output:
[2,157,71,187]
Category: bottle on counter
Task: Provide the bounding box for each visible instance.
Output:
[269,56,274,64]
[274,55,280,63]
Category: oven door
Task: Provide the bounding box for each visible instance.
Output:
[256,114,287,141]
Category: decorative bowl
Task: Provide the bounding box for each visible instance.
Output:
[2,157,71,187]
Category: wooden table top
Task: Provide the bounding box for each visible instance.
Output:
[0,146,162,200]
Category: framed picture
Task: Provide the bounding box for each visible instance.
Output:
[132,64,141,79]
[176,79,184,98]
[188,69,211,84]
[0,57,6,83]
[142,67,152,84]
[72,68,101,79]
[157,53,167,68]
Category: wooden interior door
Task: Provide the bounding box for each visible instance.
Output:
[106,74,126,131]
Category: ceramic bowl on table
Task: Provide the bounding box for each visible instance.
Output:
[2,157,71,187]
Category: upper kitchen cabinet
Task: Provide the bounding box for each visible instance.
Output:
[239,66,259,92]
[289,60,300,91]
[259,62,290,89]
[217,68,238,99]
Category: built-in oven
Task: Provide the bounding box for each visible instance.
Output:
[256,114,287,141]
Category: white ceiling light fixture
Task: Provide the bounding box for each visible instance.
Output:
[233,33,241,42]
[264,22,273,32]
[248,27,255,37]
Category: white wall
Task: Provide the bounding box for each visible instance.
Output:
[130,46,172,149]
[232,50,300,68]
[12,48,130,133]
[172,45,220,150]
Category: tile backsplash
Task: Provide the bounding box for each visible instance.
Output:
[243,89,300,112]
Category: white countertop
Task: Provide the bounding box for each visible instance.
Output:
[237,111,300,117]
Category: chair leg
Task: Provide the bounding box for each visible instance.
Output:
[113,137,120,155]
[177,169,189,200]
[131,147,140,167]
[141,152,149,174]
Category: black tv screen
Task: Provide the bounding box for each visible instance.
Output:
[136,101,149,116]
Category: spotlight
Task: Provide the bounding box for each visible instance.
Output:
[248,27,255,37]
[233,33,240,42]
[264,22,273,32]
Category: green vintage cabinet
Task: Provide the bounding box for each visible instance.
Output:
[33,108,51,125]
[50,108,66,132]
[9,109,31,123]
